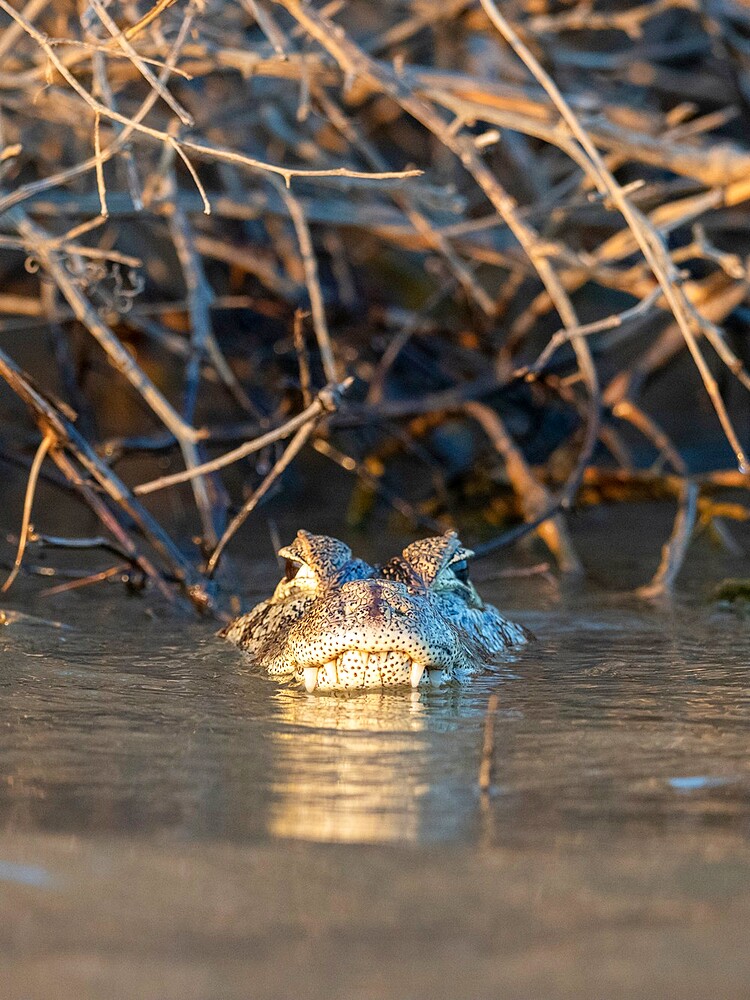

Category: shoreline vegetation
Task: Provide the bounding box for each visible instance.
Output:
[0,0,748,613]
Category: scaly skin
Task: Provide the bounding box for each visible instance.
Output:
[221,530,531,692]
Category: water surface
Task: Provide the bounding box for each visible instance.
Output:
[2,582,748,847]
[1,525,749,999]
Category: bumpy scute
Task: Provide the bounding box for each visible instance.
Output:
[279,530,356,579]
[221,531,530,691]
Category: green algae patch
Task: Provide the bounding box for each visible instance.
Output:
[713,579,750,611]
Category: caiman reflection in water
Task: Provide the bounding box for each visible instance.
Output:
[265,687,480,844]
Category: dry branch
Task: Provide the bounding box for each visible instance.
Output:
[0,0,748,606]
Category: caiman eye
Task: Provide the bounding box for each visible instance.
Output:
[452,559,469,584]
[285,559,301,582]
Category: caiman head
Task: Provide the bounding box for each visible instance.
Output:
[222,530,530,692]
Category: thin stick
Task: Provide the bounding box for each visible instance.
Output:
[274,178,339,383]
[464,401,582,574]
[478,693,500,792]
[89,0,194,127]
[205,419,318,577]
[40,563,131,598]
[135,381,349,495]
[1,433,53,593]
[521,288,662,378]
[637,480,700,598]
[242,0,289,59]
[120,0,179,42]
[292,310,314,407]
[93,112,108,217]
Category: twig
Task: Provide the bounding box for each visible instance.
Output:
[89,0,194,127]
[121,0,179,42]
[93,112,107,216]
[637,480,700,597]
[292,309,313,407]
[40,562,131,597]
[521,288,662,379]
[464,401,582,574]
[242,0,289,59]
[272,177,339,383]
[478,693,499,792]
[135,381,351,495]
[1,432,53,593]
[205,419,317,577]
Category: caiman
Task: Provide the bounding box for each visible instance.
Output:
[221,530,531,692]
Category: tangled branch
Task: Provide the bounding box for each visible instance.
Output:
[0,0,748,607]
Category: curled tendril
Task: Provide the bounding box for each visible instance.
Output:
[57,254,144,315]
[111,264,145,314]
[114,294,134,314]
[25,245,147,315]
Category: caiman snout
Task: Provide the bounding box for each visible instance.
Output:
[280,579,459,691]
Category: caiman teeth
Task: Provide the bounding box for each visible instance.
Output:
[410,661,425,688]
[303,666,319,693]
[319,659,338,689]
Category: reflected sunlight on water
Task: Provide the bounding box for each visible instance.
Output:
[266,689,431,842]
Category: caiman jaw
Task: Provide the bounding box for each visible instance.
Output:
[300,649,444,692]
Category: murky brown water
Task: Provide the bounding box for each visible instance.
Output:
[1,517,749,998]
